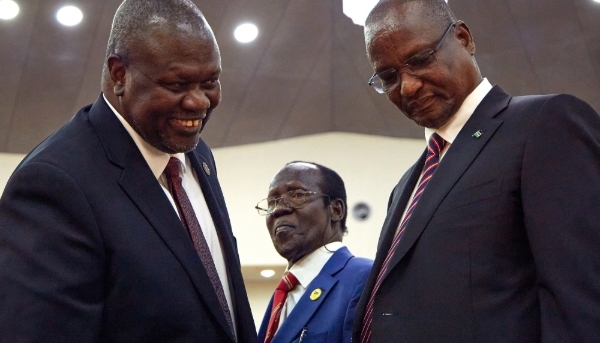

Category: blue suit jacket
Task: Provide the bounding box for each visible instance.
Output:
[258,247,372,343]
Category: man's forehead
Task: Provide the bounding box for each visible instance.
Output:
[133,23,218,56]
[269,163,320,188]
[287,162,319,171]
[365,2,428,43]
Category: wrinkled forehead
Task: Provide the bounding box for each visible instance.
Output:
[132,23,219,60]
[269,163,321,190]
[365,3,433,48]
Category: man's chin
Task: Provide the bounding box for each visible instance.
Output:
[157,136,201,154]
[404,106,453,129]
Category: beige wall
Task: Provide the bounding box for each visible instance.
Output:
[216,132,425,267]
[0,153,24,193]
[0,132,425,326]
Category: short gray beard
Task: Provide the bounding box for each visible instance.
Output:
[129,116,200,154]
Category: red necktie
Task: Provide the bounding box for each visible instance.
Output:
[164,157,235,338]
[264,272,299,343]
[360,133,446,343]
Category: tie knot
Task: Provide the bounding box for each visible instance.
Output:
[164,157,181,180]
[428,133,446,157]
[276,272,299,292]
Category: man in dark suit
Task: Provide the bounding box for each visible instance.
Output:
[353,0,600,342]
[255,162,372,343]
[0,1,256,342]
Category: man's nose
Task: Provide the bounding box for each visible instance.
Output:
[399,71,423,98]
[182,87,211,111]
[270,198,292,217]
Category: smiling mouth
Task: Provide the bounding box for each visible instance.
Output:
[172,119,201,127]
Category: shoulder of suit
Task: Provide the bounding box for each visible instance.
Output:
[347,255,374,269]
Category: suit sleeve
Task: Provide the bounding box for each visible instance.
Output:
[342,260,373,343]
[521,94,600,342]
[0,161,104,342]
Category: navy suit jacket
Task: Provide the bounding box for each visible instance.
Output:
[353,86,600,342]
[258,247,372,343]
[0,95,256,343]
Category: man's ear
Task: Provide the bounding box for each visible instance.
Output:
[329,199,345,223]
[455,20,476,55]
[107,54,126,96]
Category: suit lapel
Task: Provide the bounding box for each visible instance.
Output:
[377,154,425,256]
[352,157,425,330]
[382,86,511,279]
[187,151,243,335]
[89,95,235,341]
[273,248,352,343]
[187,151,233,251]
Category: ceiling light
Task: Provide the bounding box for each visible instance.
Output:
[0,0,20,20]
[342,0,447,26]
[342,0,379,26]
[56,5,83,26]
[234,23,258,43]
[260,269,276,278]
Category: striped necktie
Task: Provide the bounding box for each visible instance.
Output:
[360,133,446,343]
[264,272,299,343]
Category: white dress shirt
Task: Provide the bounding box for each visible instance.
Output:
[398,78,493,227]
[424,78,493,159]
[278,241,345,331]
[102,95,235,330]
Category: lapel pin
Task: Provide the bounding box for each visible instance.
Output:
[202,162,211,176]
[472,130,483,139]
[309,288,322,301]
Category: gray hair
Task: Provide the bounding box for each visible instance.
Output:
[366,0,456,35]
[102,0,213,80]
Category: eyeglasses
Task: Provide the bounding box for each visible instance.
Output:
[255,189,329,216]
[368,21,457,94]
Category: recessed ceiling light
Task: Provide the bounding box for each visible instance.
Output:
[342,0,447,26]
[0,0,20,20]
[260,269,276,278]
[56,5,83,26]
[342,0,379,26]
[234,23,258,43]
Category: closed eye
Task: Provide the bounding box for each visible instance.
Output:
[202,78,220,89]
[406,50,435,68]
[164,82,187,92]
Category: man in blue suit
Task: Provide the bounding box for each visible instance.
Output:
[0,0,255,342]
[256,161,373,343]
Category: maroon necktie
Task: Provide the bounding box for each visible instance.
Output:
[264,272,299,343]
[164,157,235,339]
[360,133,446,343]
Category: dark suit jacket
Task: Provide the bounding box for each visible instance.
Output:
[0,95,256,343]
[353,86,600,342]
[257,247,372,343]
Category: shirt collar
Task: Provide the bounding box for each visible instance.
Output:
[102,94,186,178]
[424,78,492,143]
[287,241,344,288]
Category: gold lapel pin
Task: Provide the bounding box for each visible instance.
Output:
[202,162,211,175]
[309,288,322,301]
[472,130,483,139]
